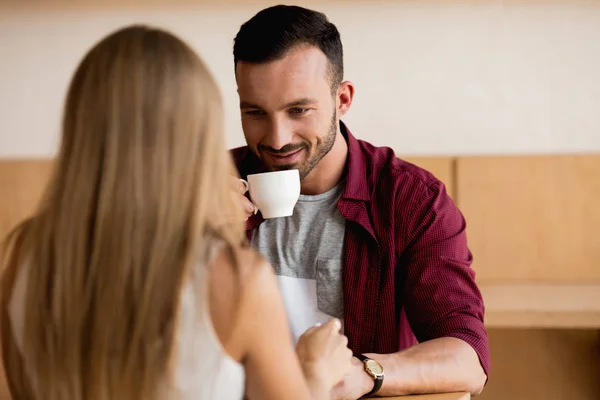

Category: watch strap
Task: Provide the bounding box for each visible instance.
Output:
[357,354,384,398]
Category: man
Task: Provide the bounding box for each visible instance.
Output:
[230,5,489,399]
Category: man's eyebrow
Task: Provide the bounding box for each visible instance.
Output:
[239,97,318,110]
[240,101,262,109]
[283,98,318,108]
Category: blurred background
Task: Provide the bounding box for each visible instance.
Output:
[1,1,599,399]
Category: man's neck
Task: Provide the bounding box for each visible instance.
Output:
[300,129,348,195]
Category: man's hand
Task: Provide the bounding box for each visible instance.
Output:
[231,176,256,220]
[331,356,374,400]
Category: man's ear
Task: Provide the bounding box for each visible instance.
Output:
[337,81,355,117]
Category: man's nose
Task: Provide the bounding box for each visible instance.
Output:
[264,116,293,150]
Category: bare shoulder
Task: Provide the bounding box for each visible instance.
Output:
[207,245,275,361]
[223,245,270,279]
[209,245,308,399]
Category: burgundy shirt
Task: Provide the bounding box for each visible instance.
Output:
[231,123,490,375]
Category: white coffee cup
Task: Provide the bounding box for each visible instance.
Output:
[240,170,301,219]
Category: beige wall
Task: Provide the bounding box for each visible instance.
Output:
[1,0,600,158]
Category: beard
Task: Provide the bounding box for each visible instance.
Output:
[297,111,338,180]
[259,110,338,180]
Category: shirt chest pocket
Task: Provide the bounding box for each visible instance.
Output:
[316,259,344,319]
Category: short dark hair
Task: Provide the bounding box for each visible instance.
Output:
[233,5,344,90]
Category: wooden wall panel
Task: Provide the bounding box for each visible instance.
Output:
[480,328,600,400]
[456,155,600,284]
[400,157,455,199]
[0,159,54,242]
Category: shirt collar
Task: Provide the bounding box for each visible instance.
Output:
[340,121,370,202]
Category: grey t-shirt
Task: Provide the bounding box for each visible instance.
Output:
[251,181,346,342]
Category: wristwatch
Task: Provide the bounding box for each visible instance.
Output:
[356,354,384,398]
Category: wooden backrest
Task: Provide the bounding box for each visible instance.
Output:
[2,155,599,284]
[399,156,456,198]
[456,154,600,284]
[0,160,53,242]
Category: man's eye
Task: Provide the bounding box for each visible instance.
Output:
[289,108,308,114]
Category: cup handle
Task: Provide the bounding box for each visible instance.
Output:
[239,179,258,215]
[240,179,249,193]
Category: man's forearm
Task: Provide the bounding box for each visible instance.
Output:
[365,337,487,397]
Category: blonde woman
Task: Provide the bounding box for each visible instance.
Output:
[0,26,351,400]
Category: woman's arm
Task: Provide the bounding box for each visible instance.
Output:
[210,248,350,400]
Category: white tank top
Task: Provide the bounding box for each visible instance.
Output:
[8,257,245,399]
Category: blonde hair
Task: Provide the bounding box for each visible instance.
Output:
[1,25,244,399]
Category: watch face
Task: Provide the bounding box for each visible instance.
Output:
[366,359,384,376]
